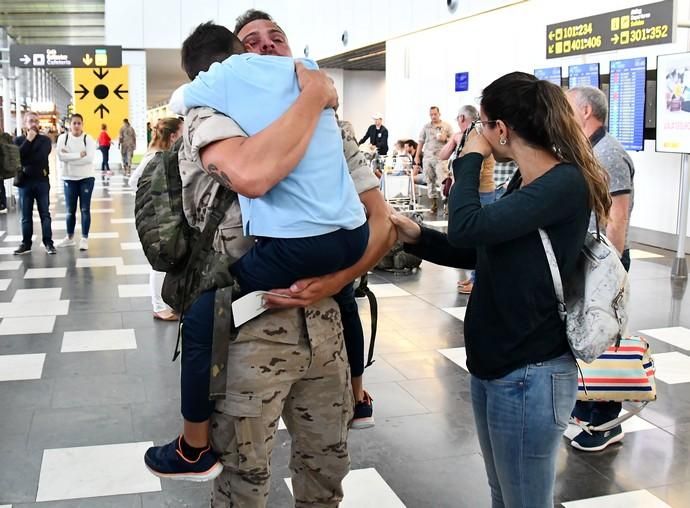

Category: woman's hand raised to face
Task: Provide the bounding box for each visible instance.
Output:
[390,213,422,245]
[461,127,493,158]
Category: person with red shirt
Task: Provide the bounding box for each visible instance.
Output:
[97,123,112,179]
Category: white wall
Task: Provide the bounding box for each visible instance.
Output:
[105,0,522,55]
[385,0,690,239]
[342,71,386,140]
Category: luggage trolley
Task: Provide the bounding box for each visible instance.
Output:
[379,154,428,213]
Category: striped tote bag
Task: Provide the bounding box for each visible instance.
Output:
[577,336,656,403]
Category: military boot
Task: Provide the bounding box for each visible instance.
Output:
[430,197,439,215]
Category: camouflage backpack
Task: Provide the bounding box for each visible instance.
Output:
[0,132,20,180]
[134,138,235,314]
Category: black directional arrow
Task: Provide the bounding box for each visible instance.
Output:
[94,104,110,119]
[93,67,109,80]
[114,84,129,100]
[75,84,89,100]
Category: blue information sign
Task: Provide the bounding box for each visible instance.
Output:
[534,66,562,85]
[568,63,600,88]
[455,72,469,92]
[609,57,647,151]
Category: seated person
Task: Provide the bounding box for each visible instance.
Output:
[148,23,371,481]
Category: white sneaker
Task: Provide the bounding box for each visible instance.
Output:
[79,237,89,251]
[57,236,76,248]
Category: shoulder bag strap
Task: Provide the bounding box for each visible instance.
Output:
[538,228,567,321]
[64,133,69,147]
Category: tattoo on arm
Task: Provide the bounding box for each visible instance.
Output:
[206,163,234,190]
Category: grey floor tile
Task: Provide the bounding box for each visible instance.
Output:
[367,382,429,418]
[27,404,133,450]
[0,445,43,504]
[42,351,127,378]
[140,484,209,508]
[648,480,690,508]
[12,494,143,508]
[398,374,474,415]
[130,398,181,443]
[0,379,54,411]
[51,374,147,408]
[0,406,33,450]
[380,350,463,380]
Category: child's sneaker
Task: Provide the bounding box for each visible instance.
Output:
[144,435,223,482]
[351,390,375,429]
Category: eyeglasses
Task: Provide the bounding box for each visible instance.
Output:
[472,120,498,133]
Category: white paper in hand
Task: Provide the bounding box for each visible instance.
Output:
[232,291,293,327]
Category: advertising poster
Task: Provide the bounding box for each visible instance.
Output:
[657,52,690,153]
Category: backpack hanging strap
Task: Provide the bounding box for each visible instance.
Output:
[356,275,378,368]
[208,285,235,400]
[172,186,235,362]
[538,229,567,321]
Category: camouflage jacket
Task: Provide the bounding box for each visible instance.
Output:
[180,107,379,345]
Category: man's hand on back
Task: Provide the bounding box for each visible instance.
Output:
[295,62,338,110]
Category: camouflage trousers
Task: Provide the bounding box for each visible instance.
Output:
[209,303,354,508]
[422,156,448,199]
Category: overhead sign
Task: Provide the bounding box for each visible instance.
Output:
[74,66,129,139]
[546,0,674,59]
[10,45,122,68]
[656,52,690,154]
[455,72,469,92]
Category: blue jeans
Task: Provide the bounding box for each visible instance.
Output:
[63,178,95,237]
[19,180,52,247]
[471,352,577,508]
[99,146,110,172]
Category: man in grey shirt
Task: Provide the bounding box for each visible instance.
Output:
[567,85,635,452]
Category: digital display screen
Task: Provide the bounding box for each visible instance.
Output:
[534,67,562,85]
[568,63,600,88]
[608,57,647,151]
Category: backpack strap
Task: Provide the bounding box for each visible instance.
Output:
[172,185,235,362]
[83,135,87,147]
[356,274,378,368]
[538,228,567,321]
[64,133,69,147]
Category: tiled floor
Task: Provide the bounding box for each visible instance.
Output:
[1,170,690,507]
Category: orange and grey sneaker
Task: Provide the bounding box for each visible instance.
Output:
[144,435,223,482]
[351,390,375,430]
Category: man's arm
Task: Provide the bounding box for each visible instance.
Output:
[263,122,397,308]
[606,193,630,254]
[200,63,337,198]
[358,126,371,146]
[438,132,462,161]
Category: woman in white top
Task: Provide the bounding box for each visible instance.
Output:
[57,114,98,251]
[130,117,183,321]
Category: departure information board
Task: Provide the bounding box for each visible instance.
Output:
[534,67,562,85]
[546,0,674,59]
[568,63,600,88]
[609,57,647,151]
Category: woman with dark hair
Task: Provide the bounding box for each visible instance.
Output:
[391,72,611,506]
[57,113,98,251]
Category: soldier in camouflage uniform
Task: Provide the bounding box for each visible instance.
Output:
[180,66,387,507]
[414,106,453,214]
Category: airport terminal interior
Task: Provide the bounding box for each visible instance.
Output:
[3,0,690,507]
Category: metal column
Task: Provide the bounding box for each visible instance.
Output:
[672,154,690,278]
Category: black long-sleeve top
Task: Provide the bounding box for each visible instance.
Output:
[358,124,388,155]
[406,152,590,379]
[15,134,52,181]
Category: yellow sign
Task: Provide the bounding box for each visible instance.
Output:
[73,66,129,139]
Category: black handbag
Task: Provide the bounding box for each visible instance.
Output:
[13,167,26,188]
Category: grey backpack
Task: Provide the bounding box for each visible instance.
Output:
[540,229,629,363]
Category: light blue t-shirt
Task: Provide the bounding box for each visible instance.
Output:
[183,53,366,238]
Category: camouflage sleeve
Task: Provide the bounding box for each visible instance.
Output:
[185,107,247,164]
[339,120,379,195]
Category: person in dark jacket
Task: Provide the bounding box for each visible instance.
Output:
[358,113,388,156]
[14,111,55,255]
[390,72,612,507]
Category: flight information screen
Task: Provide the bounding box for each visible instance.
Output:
[608,57,647,151]
[534,66,562,85]
[568,63,600,88]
